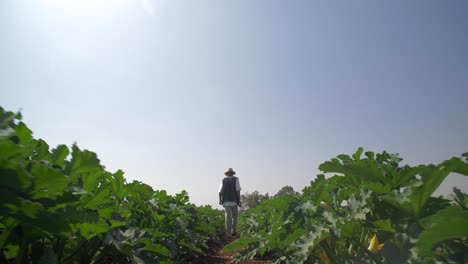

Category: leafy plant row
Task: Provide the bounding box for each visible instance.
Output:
[225,148,468,263]
[0,106,225,263]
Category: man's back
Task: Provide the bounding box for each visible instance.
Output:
[220,176,239,203]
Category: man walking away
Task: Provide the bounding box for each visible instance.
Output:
[219,168,242,238]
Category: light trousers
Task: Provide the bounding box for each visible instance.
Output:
[223,205,238,236]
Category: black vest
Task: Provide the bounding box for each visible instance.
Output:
[221,176,239,203]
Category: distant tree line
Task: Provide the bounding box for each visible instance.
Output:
[240,185,297,210]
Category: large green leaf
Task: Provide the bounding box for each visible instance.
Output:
[352,147,364,160]
[223,237,253,253]
[373,219,396,233]
[408,165,452,218]
[18,198,43,218]
[21,206,71,236]
[452,187,468,209]
[108,170,127,201]
[417,206,468,257]
[339,220,363,238]
[14,122,33,145]
[0,218,18,248]
[66,144,102,176]
[179,240,203,253]
[0,140,23,158]
[302,174,336,206]
[75,221,110,239]
[32,139,51,161]
[346,189,371,220]
[289,226,330,262]
[139,238,170,256]
[444,156,468,176]
[0,106,17,130]
[29,162,69,199]
[51,145,69,168]
[82,171,105,193]
[319,156,385,187]
[280,228,308,249]
[82,187,111,210]
[389,165,419,188]
[0,159,32,192]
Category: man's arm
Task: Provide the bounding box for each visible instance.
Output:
[236,178,242,207]
[219,192,223,205]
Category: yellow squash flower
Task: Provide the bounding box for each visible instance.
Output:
[368,234,384,253]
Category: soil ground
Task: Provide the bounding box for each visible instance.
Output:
[189,236,269,264]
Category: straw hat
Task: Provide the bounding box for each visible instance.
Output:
[224,168,236,176]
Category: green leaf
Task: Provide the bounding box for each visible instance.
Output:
[179,240,203,253]
[390,165,419,188]
[19,199,44,218]
[373,219,396,233]
[443,156,468,176]
[76,221,110,238]
[108,170,127,201]
[4,244,19,259]
[417,206,468,257]
[339,220,362,238]
[0,218,17,248]
[365,151,375,160]
[14,122,33,145]
[29,162,69,199]
[280,228,308,249]
[319,157,385,187]
[302,174,336,205]
[0,106,16,130]
[352,147,363,160]
[22,207,71,235]
[223,237,252,253]
[452,187,468,209]
[54,203,99,224]
[83,187,111,210]
[82,171,104,193]
[140,238,170,256]
[67,144,102,176]
[337,154,351,161]
[175,190,190,204]
[363,182,392,194]
[346,189,372,220]
[290,226,330,262]
[33,139,51,161]
[0,159,32,192]
[408,165,452,217]
[0,140,23,158]
[51,145,69,168]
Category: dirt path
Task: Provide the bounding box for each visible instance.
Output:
[189,237,268,264]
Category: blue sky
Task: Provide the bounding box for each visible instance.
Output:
[1,0,467,207]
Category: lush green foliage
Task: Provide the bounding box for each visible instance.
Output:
[0,107,225,263]
[226,148,468,263]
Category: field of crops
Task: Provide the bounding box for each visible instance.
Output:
[0,107,225,263]
[1,104,467,264]
[225,149,468,263]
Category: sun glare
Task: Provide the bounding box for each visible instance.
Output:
[42,0,129,19]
